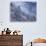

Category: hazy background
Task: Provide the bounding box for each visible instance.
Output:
[0,0,46,46]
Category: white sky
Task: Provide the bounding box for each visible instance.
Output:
[11,0,36,1]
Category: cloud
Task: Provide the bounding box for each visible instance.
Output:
[10,2,36,21]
